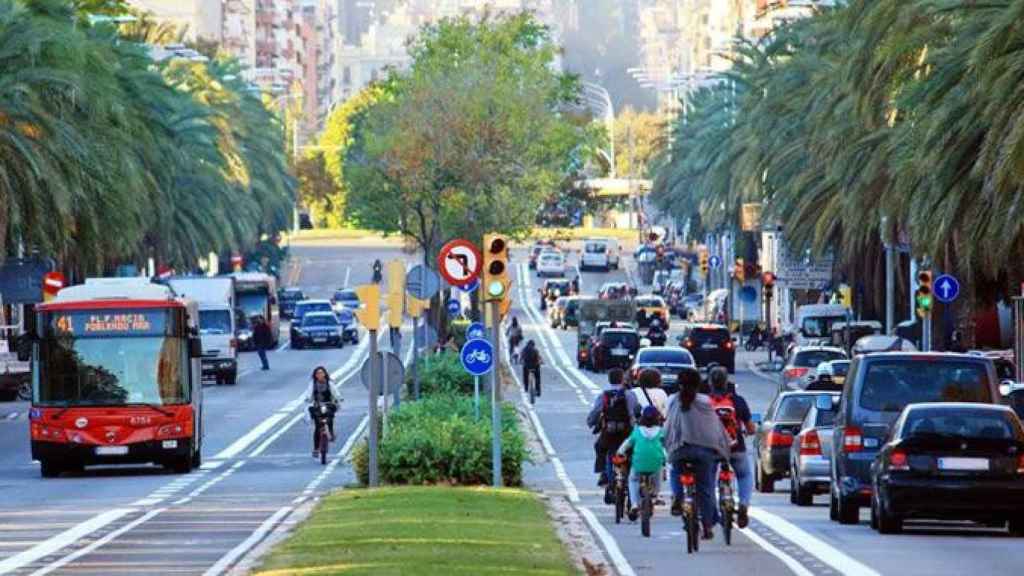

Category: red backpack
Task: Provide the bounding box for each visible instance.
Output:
[710,393,739,448]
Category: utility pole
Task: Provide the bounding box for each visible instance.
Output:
[354,284,381,486]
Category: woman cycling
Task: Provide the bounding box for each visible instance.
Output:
[663,367,731,540]
[305,366,341,456]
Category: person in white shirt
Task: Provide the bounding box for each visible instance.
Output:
[629,368,669,421]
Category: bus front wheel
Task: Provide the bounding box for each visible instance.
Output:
[40,460,62,478]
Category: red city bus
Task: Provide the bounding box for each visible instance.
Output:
[29,278,203,477]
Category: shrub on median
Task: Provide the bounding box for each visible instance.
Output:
[353,394,527,486]
[407,351,474,396]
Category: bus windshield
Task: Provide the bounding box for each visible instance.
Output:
[37,335,188,406]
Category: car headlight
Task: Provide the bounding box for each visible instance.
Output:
[238,331,252,341]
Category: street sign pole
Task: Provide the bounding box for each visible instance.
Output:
[368,328,379,487]
[412,315,420,400]
[490,300,502,488]
[474,375,480,421]
[923,313,932,352]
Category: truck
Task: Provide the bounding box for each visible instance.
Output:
[167,277,238,385]
[229,272,280,347]
[576,298,635,369]
[31,278,204,476]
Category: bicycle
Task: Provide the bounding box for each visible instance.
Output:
[312,402,334,465]
[718,462,736,546]
[638,472,657,538]
[679,461,700,554]
[611,454,631,524]
[525,369,539,405]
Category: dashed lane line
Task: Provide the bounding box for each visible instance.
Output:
[27,509,166,576]
[0,509,133,575]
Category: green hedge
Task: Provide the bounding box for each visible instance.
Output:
[353,395,527,486]
[407,351,475,396]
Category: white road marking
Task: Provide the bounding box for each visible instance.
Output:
[749,508,882,576]
[174,461,246,505]
[201,506,293,576]
[275,338,290,352]
[739,526,815,576]
[0,508,132,575]
[28,509,166,576]
[343,266,351,288]
[249,411,306,457]
[577,507,637,576]
[213,413,290,460]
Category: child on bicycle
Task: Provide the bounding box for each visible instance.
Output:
[617,405,666,521]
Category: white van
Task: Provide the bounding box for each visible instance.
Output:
[167,277,238,385]
[793,303,850,348]
[580,238,620,272]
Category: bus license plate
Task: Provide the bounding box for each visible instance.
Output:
[314,337,327,343]
[95,446,128,456]
[162,440,178,449]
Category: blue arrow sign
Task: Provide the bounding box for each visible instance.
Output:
[447,298,461,315]
[458,278,480,293]
[709,255,722,269]
[460,338,494,376]
[466,321,486,341]
[934,274,960,304]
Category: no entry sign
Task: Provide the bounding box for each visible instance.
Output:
[437,239,482,287]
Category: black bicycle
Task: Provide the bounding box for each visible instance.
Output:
[679,461,700,554]
[638,472,657,537]
[718,462,736,546]
[312,402,335,465]
[612,454,631,524]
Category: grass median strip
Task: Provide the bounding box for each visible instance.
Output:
[255,486,575,576]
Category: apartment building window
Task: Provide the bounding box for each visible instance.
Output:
[343,66,351,84]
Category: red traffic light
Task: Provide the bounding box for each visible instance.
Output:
[762,271,776,286]
[487,237,506,254]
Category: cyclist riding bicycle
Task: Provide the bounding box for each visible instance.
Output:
[617,405,666,521]
[709,366,756,528]
[587,368,633,497]
[664,367,732,540]
[305,366,341,457]
[521,340,543,397]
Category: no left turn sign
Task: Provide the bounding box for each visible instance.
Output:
[437,239,482,287]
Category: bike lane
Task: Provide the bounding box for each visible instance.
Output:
[511,261,808,576]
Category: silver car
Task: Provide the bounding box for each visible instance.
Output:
[781,346,847,391]
[789,393,839,506]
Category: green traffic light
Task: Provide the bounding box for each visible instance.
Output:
[916,294,932,311]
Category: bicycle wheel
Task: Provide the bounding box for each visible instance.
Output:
[690,510,700,553]
[319,429,329,465]
[722,506,733,546]
[641,487,652,538]
[614,486,625,524]
[529,375,536,405]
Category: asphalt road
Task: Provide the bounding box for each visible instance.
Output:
[0,240,415,575]
[512,248,1024,576]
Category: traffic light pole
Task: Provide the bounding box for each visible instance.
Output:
[490,299,502,488]
[368,327,379,487]
[922,314,932,352]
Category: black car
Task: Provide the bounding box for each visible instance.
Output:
[627,346,695,395]
[754,391,833,492]
[291,312,344,349]
[678,324,736,373]
[278,287,306,319]
[290,300,334,346]
[830,352,1001,525]
[591,328,640,372]
[871,403,1024,535]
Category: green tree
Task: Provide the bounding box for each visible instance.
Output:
[342,12,594,262]
[614,106,664,178]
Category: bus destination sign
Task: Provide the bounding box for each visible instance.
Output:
[49,310,169,337]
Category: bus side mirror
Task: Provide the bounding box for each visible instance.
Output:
[189,337,203,358]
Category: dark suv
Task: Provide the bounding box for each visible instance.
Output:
[678,324,735,373]
[829,353,1001,524]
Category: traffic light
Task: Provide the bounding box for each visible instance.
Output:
[353,284,380,331]
[482,233,509,303]
[762,271,776,300]
[916,269,933,317]
[734,258,745,283]
[699,250,709,277]
[386,260,405,329]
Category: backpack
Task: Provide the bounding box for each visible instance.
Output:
[601,389,632,437]
[710,393,739,448]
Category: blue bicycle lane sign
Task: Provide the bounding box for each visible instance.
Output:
[466,322,486,341]
[460,338,494,376]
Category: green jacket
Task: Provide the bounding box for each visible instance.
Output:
[618,426,666,474]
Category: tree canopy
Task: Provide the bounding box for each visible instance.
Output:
[1,0,295,276]
[339,12,597,260]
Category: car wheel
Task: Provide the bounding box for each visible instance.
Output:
[876,491,901,534]
[1008,519,1024,537]
[837,493,860,525]
[870,493,880,531]
[829,488,839,521]
[792,470,812,506]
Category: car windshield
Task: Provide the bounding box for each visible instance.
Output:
[199,309,232,335]
[691,329,728,345]
[638,349,693,365]
[303,315,338,327]
[585,242,607,254]
[37,335,188,406]
[903,408,1023,441]
[860,360,992,412]
[776,395,815,422]
[794,350,845,367]
[237,292,268,319]
[603,332,638,349]
[801,315,846,338]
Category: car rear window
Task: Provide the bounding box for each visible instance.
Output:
[298,302,332,316]
[903,408,1022,441]
[602,332,638,348]
[585,243,607,254]
[776,395,815,422]
[794,350,845,367]
[831,362,850,377]
[280,290,304,302]
[541,253,563,262]
[636,297,665,307]
[859,360,993,412]
[638,349,693,365]
[691,329,728,344]
[334,290,358,302]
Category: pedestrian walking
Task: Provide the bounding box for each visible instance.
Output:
[253,315,272,370]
